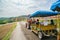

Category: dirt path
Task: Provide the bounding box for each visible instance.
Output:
[10,22,27,40]
[20,21,40,40]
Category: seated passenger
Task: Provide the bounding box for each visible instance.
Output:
[43,20,49,26]
[50,19,54,25]
[36,19,40,25]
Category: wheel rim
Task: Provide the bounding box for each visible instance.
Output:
[38,32,42,39]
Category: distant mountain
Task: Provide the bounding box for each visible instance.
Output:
[0,17,8,20]
[0,15,29,22]
[18,15,29,17]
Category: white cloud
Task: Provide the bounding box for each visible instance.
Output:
[0,0,57,17]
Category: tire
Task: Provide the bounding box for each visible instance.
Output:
[53,30,58,36]
[38,32,42,40]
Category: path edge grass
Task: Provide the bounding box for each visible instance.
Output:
[2,23,17,40]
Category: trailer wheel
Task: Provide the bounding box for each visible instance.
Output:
[38,32,42,40]
[53,29,58,36]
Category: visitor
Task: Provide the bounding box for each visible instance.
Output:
[50,19,54,25]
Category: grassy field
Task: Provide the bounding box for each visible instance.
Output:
[0,22,16,40]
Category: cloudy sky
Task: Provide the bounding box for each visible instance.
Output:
[0,0,58,17]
